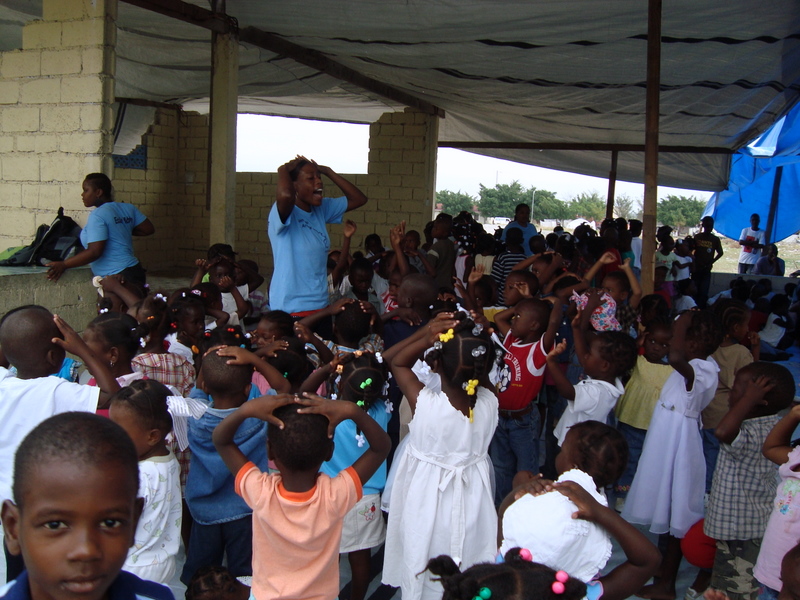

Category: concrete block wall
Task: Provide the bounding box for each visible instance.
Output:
[0,0,115,251]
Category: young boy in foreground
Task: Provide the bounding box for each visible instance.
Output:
[0,412,174,600]
[213,393,390,600]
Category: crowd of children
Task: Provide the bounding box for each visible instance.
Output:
[1,210,800,600]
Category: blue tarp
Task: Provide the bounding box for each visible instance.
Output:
[705,102,800,244]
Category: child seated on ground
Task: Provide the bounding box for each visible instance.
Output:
[191,283,231,331]
[550,292,638,446]
[499,421,660,600]
[0,305,122,580]
[213,393,390,600]
[705,362,795,600]
[0,412,173,600]
[490,295,561,504]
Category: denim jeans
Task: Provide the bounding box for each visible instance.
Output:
[615,422,647,494]
[489,408,541,506]
[181,515,253,584]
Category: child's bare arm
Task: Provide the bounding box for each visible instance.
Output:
[510,252,540,272]
[213,394,297,475]
[208,308,230,329]
[545,339,575,401]
[715,375,774,444]
[541,296,562,351]
[294,321,334,364]
[332,220,356,288]
[620,258,643,309]
[389,221,410,277]
[300,298,353,328]
[494,306,514,338]
[298,362,334,395]
[554,481,660,600]
[582,252,615,286]
[235,260,265,293]
[190,258,208,288]
[668,311,696,390]
[52,315,120,408]
[296,393,390,485]
[217,346,291,393]
[414,250,436,277]
[763,404,800,465]
[221,278,251,319]
[276,156,305,222]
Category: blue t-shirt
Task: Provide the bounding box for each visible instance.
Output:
[79,202,146,276]
[501,221,538,256]
[268,197,348,313]
[0,570,174,600]
[320,401,391,496]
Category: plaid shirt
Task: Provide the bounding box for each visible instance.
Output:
[704,414,781,540]
[615,302,639,334]
[132,352,196,397]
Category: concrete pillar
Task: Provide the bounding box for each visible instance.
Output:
[365,108,439,236]
[207,30,238,246]
[0,0,116,248]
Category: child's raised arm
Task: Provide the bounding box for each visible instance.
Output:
[715,374,774,444]
[668,311,696,391]
[216,346,291,394]
[294,321,335,365]
[219,275,251,319]
[213,394,297,475]
[763,403,800,465]
[300,298,353,329]
[545,339,576,401]
[297,392,391,485]
[52,315,120,408]
[331,220,356,289]
[542,296,562,351]
[389,313,458,413]
[620,258,642,309]
[581,251,616,288]
[190,258,209,288]
[553,481,660,600]
[389,221,410,277]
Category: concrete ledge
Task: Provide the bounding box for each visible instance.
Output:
[0,266,96,329]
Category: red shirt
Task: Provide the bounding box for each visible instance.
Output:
[497,334,549,411]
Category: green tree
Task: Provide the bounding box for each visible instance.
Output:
[531,189,570,221]
[657,195,705,232]
[436,190,476,215]
[567,192,606,222]
[478,181,527,219]
[614,193,640,220]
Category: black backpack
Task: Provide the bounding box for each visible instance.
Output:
[0,207,83,267]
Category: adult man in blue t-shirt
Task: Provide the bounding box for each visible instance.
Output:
[501,203,538,256]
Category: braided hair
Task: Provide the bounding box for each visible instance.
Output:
[334,351,387,410]
[712,298,750,340]
[426,548,586,600]
[109,379,173,435]
[425,313,497,408]
[136,291,172,341]
[563,420,628,488]
[84,312,148,360]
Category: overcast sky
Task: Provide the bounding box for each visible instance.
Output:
[236,114,714,206]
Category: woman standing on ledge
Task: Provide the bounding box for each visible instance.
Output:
[46,173,154,290]
[268,156,368,326]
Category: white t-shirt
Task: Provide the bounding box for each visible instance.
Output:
[0,367,99,503]
[674,255,692,281]
[738,227,765,265]
[221,284,250,321]
[554,377,624,446]
[760,313,786,347]
[125,453,182,578]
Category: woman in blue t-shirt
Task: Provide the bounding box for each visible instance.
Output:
[46,173,154,289]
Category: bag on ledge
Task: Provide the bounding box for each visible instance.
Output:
[0,207,83,267]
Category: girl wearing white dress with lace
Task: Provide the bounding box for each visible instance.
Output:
[382,312,499,600]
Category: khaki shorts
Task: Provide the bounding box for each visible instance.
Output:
[339,493,386,554]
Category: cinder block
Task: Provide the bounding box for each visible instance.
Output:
[0,137,13,153]
[390,162,413,175]
[0,183,23,207]
[1,50,41,78]
[390,136,414,150]
[79,104,103,130]
[379,124,402,137]
[41,105,81,131]
[61,75,103,103]
[0,209,36,237]
[41,49,82,75]
[0,81,20,105]
[22,21,62,50]
[20,77,61,104]
[1,107,40,132]
[402,150,425,163]
[40,154,83,182]
[61,19,106,48]
[58,131,102,153]
[37,183,65,210]
[15,135,36,152]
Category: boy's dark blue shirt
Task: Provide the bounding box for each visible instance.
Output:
[0,570,174,600]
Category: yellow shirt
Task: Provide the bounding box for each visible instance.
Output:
[615,355,674,430]
[702,343,754,429]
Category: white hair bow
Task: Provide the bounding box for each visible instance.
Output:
[166,396,208,451]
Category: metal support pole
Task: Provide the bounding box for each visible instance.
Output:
[606,150,618,220]
[764,166,783,245]
[641,0,662,295]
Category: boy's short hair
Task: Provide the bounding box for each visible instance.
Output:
[685,310,724,358]
[207,243,236,260]
[261,310,295,339]
[334,302,372,343]
[603,270,632,293]
[742,362,795,413]
[515,298,551,330]
[506,270,540,296]
[400,273,438,308]
[594,331,638,378]
[13,412,138,507]
[0,305,59,371]
[268,404,331,471]
[505,228,524,245]
[201,350,252,396]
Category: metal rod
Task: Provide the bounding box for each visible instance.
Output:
[606,150,618,219]
[438,141,731,154]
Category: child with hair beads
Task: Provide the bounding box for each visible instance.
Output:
[191,283,230,331]
[704,363,795,600]
[0,412,173,600]
[550,292,639,446]
[623,310,724,600]
[131,294,196,396]
[213,393,390,600]
[490,295,561,504]
[318,352,391,600]
[108,380,197,587]
[703,299,759,492]
[757,405,800,600]
[165,295,206,365]
[500,421,661,600]
[426,548,587,600]
[382,312,499,600]
[613,318,674,506]
[81,312,147,389]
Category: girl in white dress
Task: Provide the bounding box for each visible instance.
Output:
[382,312,499,600]
[622,310,723,600]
